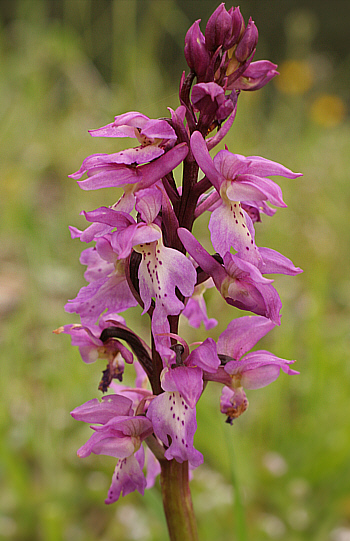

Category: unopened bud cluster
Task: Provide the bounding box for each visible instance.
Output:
[185,3,275,93]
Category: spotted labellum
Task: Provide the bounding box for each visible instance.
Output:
[56,3,302,539]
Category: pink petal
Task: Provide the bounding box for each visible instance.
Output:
[137,233,196,316]
[162,366,203,408]
[147,392,203,468]
[187,337,220,373]
[141,119,177,142]
[240,364,281,389]
[182,294,218,330]
[105,454,147,503]
[244,155,302,179]
[70,395,133,423]
[77,430,135,459]
[259,247,303,275]
[177,227,227,286]
[135,187,162,224]
[217,315,276,359]
[190,131,224,191]
[209,202,261,264]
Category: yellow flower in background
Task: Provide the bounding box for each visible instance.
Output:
[310,94,346,127]
[274,59,313,95]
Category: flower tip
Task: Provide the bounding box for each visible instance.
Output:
[53,326,64,334]
[77,180,90,190]
[272,313,282,326]
[283,367,300,376]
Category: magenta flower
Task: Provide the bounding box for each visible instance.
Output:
[54,312,132,366]
[75,112,177,167]
[217,316,298,382]
[71,394,134,423]
[64,237,138,325]
[147,392,203,467]
[75,414,153,459]
[71,394,154,502]
[70,141,188,213]
[190,130,302,264]
[79,189,197,359]
[205,315,299,422]
[178,227,282,324]
[90,111,177,143]
[146,337,220,467]
[133,192,197,358]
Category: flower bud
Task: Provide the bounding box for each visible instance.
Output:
[191,82,223,115]
[220,386,249,423]
[205,3,233,52]
[235,17,258,63]
[205,4,245,53]
[184,20,210,80]
[224,6,245,50]
[191,82,234,126]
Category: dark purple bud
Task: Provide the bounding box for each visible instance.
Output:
[205,3,233,52]
[216,96,234,123]
[235,18,258,63]
[192,82,224,114]
[224,6,245,50]
[184,20,210,80]
[191,82,234,126]
[205,5,245,53]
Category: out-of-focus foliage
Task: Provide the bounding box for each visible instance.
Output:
[0,1,349,540]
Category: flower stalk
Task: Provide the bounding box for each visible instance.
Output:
[160,460,198,541]
[56,4,302,540]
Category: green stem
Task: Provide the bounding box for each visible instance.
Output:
[160,459,199,541]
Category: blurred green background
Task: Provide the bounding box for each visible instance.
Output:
[1,1,349,540]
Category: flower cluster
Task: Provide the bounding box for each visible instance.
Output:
[56,3,302,504]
